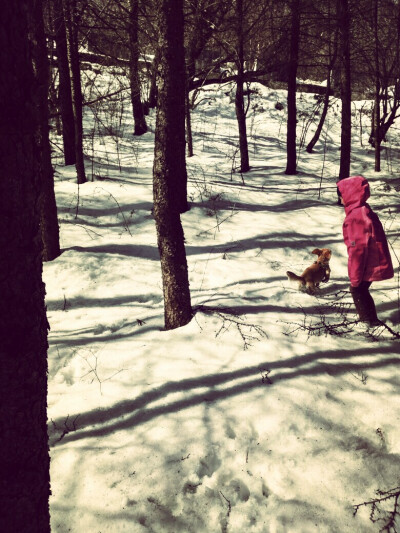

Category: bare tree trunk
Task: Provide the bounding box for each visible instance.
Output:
[63,0,86,184]
[148,47,160,109]
[306,78,331,153]
[285,0,301,175]
[307,1,337,154]
[129,0,147,135]
[0,1,50,530]
[337,0,351,182]
[185,80,194,157]
[185,45,199,158]
[373,0,381,172]
[30,0,61,261]
[235,0,250,173]
[53,0,76,164]
[153,0,192,330]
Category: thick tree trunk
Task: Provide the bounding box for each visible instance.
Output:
[153,0,192,330]
[285,0,301,175]
[53,0,76,165]
[129,0,147,135]
[235,0,250,173]
[337,0,351,181]
[30,0,61,261]
[0,1,50,530]
[63,0,87,184]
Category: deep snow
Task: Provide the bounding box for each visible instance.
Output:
[46,70,400,533]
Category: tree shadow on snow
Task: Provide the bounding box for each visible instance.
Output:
[49,344,400,446]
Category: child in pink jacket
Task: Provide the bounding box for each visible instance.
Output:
[337,175,394,325]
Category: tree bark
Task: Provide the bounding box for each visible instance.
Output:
[285,0,301,175]
[53,0,76,165]
[129,0,147,135]
[0,1,50,530]
[153,0,192,330]
[337,0,352,181]
[63,0,87,184]
[235,0,250,173]
[30,0,61,261]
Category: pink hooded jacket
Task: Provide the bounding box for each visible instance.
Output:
[337,176,394,287]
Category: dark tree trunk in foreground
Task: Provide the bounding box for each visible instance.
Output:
[285,0,301,174]
[0,0,50,530]
[235,0,250,173]
[337,0,351,181]
[129,0,147,135]
[30,0,61,261]
[153,0,192,330]
[53,0,75,165]
[63,0,87,183]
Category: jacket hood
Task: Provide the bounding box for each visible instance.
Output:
[337,176,370,213]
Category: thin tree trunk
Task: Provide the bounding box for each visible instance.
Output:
[307,1,337,154]
[337,0,351,182]
[285,0,301,175]
[306,77,331,153]
[185,49,197,158]
[0,1,50,530]
[153,0,192,330]
[185,81,194,157]
[63,0,86,184]
[53,0,75,164]
[235,0,250,173]
[148,47,160,109]
[373,0,381,172]
[129,0,147,135]
[30,0,61,261]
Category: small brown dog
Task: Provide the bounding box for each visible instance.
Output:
[287,248,331,293]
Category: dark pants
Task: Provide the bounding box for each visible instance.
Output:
[350,281,379,324]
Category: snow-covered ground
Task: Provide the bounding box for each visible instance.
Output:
[47,73,400,532]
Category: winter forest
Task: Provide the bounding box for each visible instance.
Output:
[1,0,400,531]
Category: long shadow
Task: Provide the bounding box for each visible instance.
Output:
[57,201,153,218]
[50,344,400,445]
[192,198,333,213]
[46,294,162,311]
[187,233,344,255]
[49,319,161,348]
[62,234,343,260]
[65,244,160,260]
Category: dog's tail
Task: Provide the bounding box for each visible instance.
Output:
[286,271,304,283]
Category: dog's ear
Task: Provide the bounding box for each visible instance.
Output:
[312,248,322,256]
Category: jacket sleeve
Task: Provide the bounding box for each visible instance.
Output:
[343,210,371,286]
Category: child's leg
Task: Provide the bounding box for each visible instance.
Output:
[350,282,379,324]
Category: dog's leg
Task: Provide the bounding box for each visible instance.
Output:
[306,281,315,293]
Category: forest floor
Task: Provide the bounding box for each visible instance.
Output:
[46,70,400,532]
